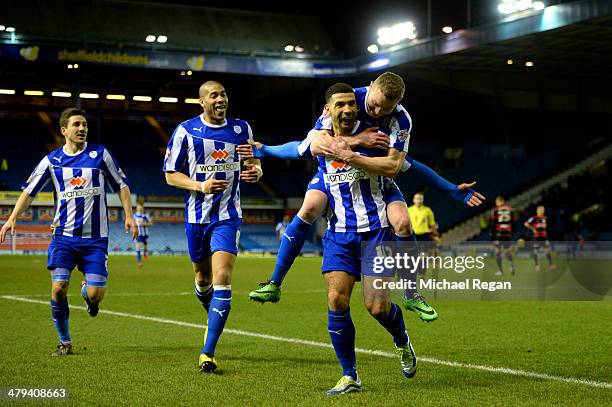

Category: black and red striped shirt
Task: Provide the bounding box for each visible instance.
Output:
[526,215,548,239]
[490,205,513,238]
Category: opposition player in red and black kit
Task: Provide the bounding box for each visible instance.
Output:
[524,205,556,271]
[490,196,515,275]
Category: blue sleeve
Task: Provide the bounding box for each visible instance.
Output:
[405,157,474,203]
[255,141,302,160]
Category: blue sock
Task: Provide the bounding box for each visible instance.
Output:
[328,308,357,380]
[375,303,409,347]
[270,216,312,286]
[396,233,419,298]
[195,282,213,312]
[136,250,142,264]
[202,286,232,356]
[50,299,71,344]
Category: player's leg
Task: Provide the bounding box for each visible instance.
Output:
[321,230,361,395]
[532,242,540,271]
[79,239,109,317]
[186,223,214,312]
[193,257,213,312]
[198,219,240,373]
[50,273,73,356]
[544,240,556,270]
[324,271,361,395]
[143,239,149,260]
[362,228,416,378]
[249,174,328,303]
[47,236,77,356]
[504,242,515,274]
[200,250,235,372]
[135,240,143,267]
[494,241,504,275]
[385,190,438,321]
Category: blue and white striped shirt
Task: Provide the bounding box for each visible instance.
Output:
[299,121,400,233]
[21,142,129,238]
[163,114,253,224]
[133,212,151,237]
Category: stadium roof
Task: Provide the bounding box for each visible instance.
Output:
[1,0,610,78]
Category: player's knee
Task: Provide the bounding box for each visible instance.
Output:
[195,274,212,287]
[327,290,350,311]
[297,205,319,224]
[51,283,68,301]
[365,300,391,321]
[88,288,105,304]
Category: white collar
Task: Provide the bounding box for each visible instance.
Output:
[62,142,88,156]
[200,114,227,128]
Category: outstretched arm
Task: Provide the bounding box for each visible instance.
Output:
[404,157,486,207]
[237,141,302,160]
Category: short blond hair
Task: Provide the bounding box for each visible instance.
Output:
[372,72,405,101]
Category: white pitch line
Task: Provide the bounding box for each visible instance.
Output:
[2,289,326,298]
[1,295,610,390]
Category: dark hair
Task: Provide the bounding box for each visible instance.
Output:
[59,108,86,128]
[325,83,354,103]
[372,72,405,101]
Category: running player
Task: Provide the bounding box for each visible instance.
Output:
[307,83,416,394]
[163,81,262,373]
[133,203,152,267]
[490,196,515,275]
[0,107,137,356]
[245,72,485,321]
[524,205,556,271]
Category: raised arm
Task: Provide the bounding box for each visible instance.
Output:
[237,141,302,160]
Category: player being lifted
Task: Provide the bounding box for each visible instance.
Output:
[306,83,417,394]
[0,108,137,356]
[163,81,262,373]
[524,205,556,271]
[133,203,152,267]
[242,72,484,322]
[490,196,515,275]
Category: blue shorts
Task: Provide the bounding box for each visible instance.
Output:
[186,218,241,263]
[306,169,326,193]
[136,236,148,244]
[47,235,109,278]
[322,227,393,281]
[383,179,406,204]
[306,171,406,204]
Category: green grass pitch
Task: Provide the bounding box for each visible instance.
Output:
[0,254,610,406]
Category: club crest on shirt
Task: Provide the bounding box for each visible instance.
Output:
[233,125,242,134]
[397,129,409,141]
[89,151,98,158]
